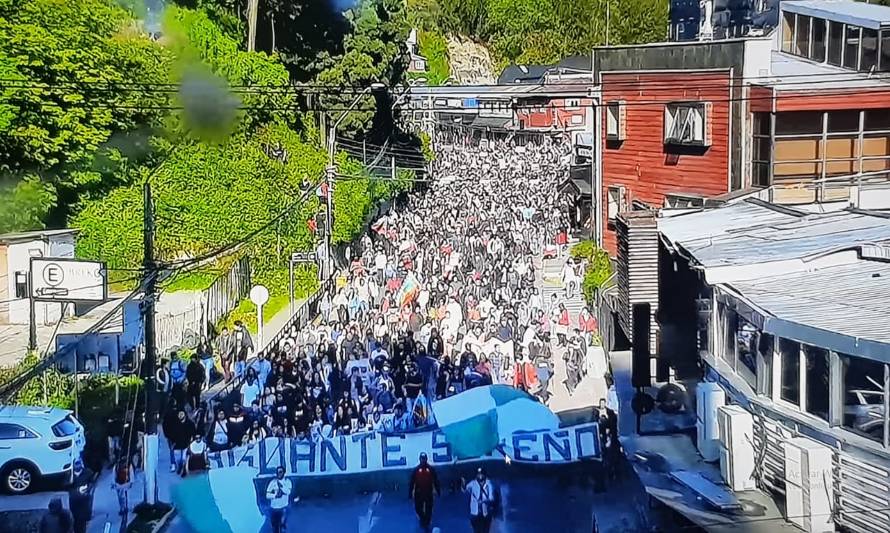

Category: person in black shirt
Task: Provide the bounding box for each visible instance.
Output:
[185,355,204,409]
[427,329,443,358]
[227,404,248,446]
[404,361,424,415]
[68,460,94,533]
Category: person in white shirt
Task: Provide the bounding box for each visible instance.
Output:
[462,467,496,533]
[265,466,295,533]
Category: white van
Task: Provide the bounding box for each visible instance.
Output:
[0,405,86,493]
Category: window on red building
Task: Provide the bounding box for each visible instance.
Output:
[664,102,711,146]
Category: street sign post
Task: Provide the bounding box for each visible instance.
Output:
[249,285,269,349]
[288,252,319,315]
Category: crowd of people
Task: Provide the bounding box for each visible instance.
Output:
[152,130,601,476]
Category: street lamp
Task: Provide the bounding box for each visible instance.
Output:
[324,82,386,281]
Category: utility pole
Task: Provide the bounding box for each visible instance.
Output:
[323,161,336,282]
[247,0,259,52]
[138,182,166,512]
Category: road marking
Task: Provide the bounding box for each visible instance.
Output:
[497,483,512,533]
[358,491,381,533]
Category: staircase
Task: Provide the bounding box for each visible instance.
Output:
[537,251,588,325]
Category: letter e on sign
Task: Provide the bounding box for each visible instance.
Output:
[43,263,64,287]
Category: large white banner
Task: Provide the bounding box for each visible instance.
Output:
[207,423,601,477]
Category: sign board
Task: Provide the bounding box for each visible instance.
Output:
[206,423,601,478]
[30,258,106,302]
[290,252,318,263]
[249,285,269,307]
[462,98,479,109]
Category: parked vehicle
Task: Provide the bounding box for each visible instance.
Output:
[0,405,85,494]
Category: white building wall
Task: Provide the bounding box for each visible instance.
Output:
[5,236,75,325]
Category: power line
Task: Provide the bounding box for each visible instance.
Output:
[0,282,147,400]
[161,174,323,269]
[0,68,886,93]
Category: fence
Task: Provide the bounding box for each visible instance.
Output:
[207,278,334,407]
[202,257,251,329]
[155,300,204,356]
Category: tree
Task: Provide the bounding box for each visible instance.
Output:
[316,0,410,140]
[0,0,172,231]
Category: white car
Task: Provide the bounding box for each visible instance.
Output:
[0,405,85,494]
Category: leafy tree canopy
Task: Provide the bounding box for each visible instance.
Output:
[417,0,669,66]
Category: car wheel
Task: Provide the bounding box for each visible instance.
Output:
[3,463,36,494]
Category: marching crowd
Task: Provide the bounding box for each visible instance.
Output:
[153,131,602,480]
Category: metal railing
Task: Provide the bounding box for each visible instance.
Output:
[206,279,334,407]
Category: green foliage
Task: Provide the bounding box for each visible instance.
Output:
[415,30,450,86]
[316,0,411,139]
[162,5,294,136]
[419,131,435,162]
[420,0,668,66]
[0,0,173,229]
[0,176,56,232]
[161,268,221,292]
[571,240,612,305]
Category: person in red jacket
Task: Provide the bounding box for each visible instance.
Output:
[512,350,540,393]
[409,453,440,530]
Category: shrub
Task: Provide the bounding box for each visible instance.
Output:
[570,240,612,305]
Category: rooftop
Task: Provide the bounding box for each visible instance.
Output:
[0,228,78,244]
[729,258,890,359]
[782,0,890,30]
[761,51,890,91]
[659,199,803,249]
[498,64,554,85]
[660,202,890,269]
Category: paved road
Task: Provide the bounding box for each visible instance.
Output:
[166,465,653,533]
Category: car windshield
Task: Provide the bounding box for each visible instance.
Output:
[51,415,79,437]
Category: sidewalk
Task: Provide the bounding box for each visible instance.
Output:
[87,437,180,533]
[535,250,607,415]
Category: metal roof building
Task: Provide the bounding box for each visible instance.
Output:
[728,259,890,361]
[660,201,890,283]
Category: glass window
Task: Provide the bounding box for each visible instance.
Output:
[757,333,774,396]
[723,306,737,364]
[828,111,860,133]
[828,21,844,66]
[866,110,890,132]
[861,28,879,72]
[782,12,795,53]
[776,111,823,136]
[812,18,826,62]
[0,423,35,439]
[755,113,771,136]
[844,25,860,70]
[805,345,830,421]
[842,354,886,443]
[735,315,758,389]
[881,30,890,72]
[780,338,801,406]
[51,416,78,437]
[795,15,811,56]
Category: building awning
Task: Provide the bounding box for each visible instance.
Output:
[558,173,592,198]
[575,132,593,148]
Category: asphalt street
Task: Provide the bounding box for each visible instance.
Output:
[167,469,616,533]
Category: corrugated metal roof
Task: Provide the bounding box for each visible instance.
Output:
[661,202,890,267]
[729,259,890,355]
[783,0,890,30]
[658,199,799,248]
[688,211,890,267]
